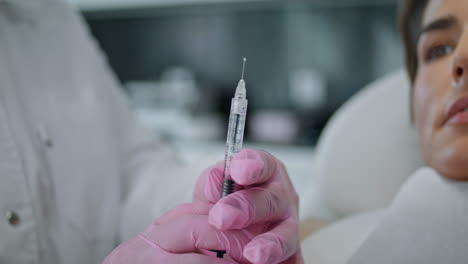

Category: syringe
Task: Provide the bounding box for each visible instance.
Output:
[222,57,248,197]
[214,58,248,259]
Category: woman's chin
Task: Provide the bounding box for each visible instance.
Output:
[432,145,468,181]
[424,132,468,180]
[437,167,468,181]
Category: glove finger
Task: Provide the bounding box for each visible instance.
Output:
[230,149,278,186]
[243,217,300,264]
[154,202,212,225]
[209,184,288,230]
[194,162,225,203]
[103,235,238,264]
[143,215,255,262]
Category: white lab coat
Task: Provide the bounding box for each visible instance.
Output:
[0,0,193,263]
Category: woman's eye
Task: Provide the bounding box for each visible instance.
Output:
[425,44,455,62]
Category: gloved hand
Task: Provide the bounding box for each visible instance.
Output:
[194,149,303,264]
[103,202,255,264]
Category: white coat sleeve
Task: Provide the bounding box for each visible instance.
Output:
[89,42,198,241]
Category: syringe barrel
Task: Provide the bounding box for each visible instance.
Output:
[222,97,248,197]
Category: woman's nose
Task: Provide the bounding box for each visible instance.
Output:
[453,62,464,84]
[453,36,468,86]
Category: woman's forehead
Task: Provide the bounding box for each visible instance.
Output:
[423,0,468,25]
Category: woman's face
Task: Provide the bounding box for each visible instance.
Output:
[415,0,468,180]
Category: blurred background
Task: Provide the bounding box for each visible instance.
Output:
[66,0,403,219]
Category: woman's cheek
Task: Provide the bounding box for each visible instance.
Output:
[415,62,450,128]
[413,71,433,130]
[413,68,443,154]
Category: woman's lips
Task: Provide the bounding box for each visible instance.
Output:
[447,96,468,125]
[448,111,468,125]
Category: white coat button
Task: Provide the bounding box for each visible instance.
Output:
[6,211,20,226]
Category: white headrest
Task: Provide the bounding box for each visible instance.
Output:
[316,69,424,218]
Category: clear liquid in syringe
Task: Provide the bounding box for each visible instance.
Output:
[222,58,248,197]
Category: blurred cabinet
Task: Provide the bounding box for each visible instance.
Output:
[67,0,396,11]
[66,0,273,11]
[81,0,401,145]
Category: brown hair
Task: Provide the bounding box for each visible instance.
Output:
[398,0,429,84]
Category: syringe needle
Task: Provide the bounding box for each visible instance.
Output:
[241,57,247,80]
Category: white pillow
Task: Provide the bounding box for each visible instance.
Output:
[316,69,424,218]
[302,209,384,264]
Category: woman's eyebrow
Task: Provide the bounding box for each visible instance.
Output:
[419,15,457,36]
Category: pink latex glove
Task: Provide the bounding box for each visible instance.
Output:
[103,203,256,264]
[194,149,304,264]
